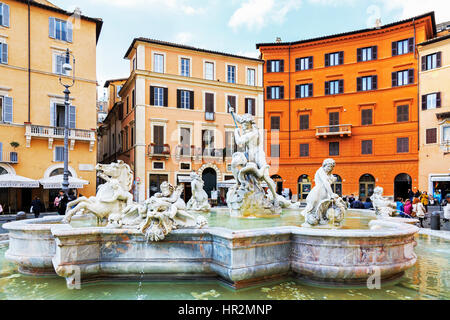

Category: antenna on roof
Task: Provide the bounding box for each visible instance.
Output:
[276,37,282,43]
[375,18,382,29]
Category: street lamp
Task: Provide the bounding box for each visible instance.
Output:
[59,48,75,196]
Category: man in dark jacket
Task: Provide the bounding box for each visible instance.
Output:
[407,189,414,202]
[31,197,43,218]
[57,190,68,216]
[351,198,365,209]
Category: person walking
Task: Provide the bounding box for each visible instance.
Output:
[30,197,43,219]
[420,191,429,212]
[403,199,413,217]
[444,194,450,223]
[414,188,421,198]
[57,190,68,216]
[412,198,426,227]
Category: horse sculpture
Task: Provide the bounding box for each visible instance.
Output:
[62,160,134,224]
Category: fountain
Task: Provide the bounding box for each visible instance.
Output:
[186,172,211,212]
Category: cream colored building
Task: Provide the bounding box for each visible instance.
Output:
[418,34,450,198]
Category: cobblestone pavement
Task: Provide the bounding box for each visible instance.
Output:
[417,205,450,231]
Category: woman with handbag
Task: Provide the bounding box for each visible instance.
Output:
[412,197,426,228]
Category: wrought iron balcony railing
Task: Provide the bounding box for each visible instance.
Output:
[148,143,171,159]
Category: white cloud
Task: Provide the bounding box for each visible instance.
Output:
[376,0,450,23]
[236,50,260,59]
[228,0,302,31]
[175,32,194,44]
[307,0,356,6]
[91,0,205,15]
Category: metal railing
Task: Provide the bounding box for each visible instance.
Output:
[25,124,95,141]
[316,124,352,137]
[148,143,171,158]
[0,151,18,164]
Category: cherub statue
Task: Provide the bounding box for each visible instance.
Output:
[186,172,211,212]
[370,186,397,217]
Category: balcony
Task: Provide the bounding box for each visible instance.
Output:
[148,143,171,159]
[0,151,18,164]
[25,124,96,151]
[175,144,193,161]
[203,148,224,162]
[205,112,215,121]
[315,124,352,138]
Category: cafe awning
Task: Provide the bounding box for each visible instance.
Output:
[0,174,40,188]
[39,175,89,189]
[217,180,269,188]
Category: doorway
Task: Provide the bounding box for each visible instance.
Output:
[149,174,168,197]
[297,174,311,200]
[202,168,217,198]
[271,175,283,195]
[394,173,412,200]
[332,174,342,196]
[359,174,375,199]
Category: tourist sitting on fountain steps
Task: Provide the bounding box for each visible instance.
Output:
[363,198,373,209]
[350,198,365,209]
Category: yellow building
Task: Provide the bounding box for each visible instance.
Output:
[418,33,450,198]
[116,38,264,202]
[0,0,102,212]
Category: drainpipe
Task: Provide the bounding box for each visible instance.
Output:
[27,0,31,122]
[288,44,291,157]
[413,19,420,152]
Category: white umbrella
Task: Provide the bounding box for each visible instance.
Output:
[39,174,89,189]
[0,174,40,188]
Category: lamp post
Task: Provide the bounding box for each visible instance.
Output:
[59,49,75,196]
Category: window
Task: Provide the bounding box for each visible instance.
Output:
[227,95,236,113]
[116,85,122,98]
[299,114,309,130]
[247,68,256,86]
[49,17,72,42]
[205,62,214,80]
[227,65,236,83]
[179,127,191,155]
[267,86,284,100]
[126,96,129,114]
[267,60,284,72]
[361,140,373,155]
[325,80,343,95]
[205,93,214,119]
[271,116,280,130]
[0,41,7,64]
[177,90,192,109]
[361,109,373,125]
[325,51,343,67]
[392,38,414,56]
[426,128,437,144]
[53,52,69,75]
[150,86,167,107]
[422,93,441,110]
[225,131,237,157]
[295,56,313,71]
[245,98,256,115]
[180,163,191,170]
[397,137,409,153]
[357,46,377,62]
[0,3,10,27]
[443,126,450,144]
[154,54,164,73]
[299,143,309,157]
[54,146,64,162]
[180,58,190,77]
[295,84,313,98]
[397,105,409,122]
[153,162,164,170]
[422,52,442,71]
[270,144,280,157]
[329,112,339,132]
[357,76,377,91]
[392,69,414,87]
[131,125,135,146]
[202,129,215,156]
[132,89,135,108]
[329,142,339,156]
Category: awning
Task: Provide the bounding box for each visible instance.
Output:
[431,175,450,182]
[39,175,89,189]
[177,176,192,183]
[0,174,40,188]
[217,180,268,188]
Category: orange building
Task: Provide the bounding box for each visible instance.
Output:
[257,13,436,200]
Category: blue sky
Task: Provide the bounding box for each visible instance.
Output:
[49,0,450,98]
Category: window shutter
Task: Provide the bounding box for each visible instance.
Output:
[421,56,427,71]
[295,58,300,71]
[339,51,344,65]
[356,77,362,91]
[0,142,2,161]
[190,91,194,109]
[69,105,76,128]
[324,53,329,67]
[49,17,55,38]
[325,81,330,95]
[392,72,397,87]
[357,48,362,62]
[392,41,397,56]
[50,103,56,126]
[436,52,442,68]
[150,86,155,105]
[372,46,377,59]
[338,79,344,93]
[3,4,9,27]
[245,98,248,114]
[267,87,271,100]
[279,60,284,72]
[279,86,284,99]
[251,99,255,115]
[408,69,414,84]
[1,43,7,64]
[372,75,377,90]
[176,89,181,108]
[267,61,271,73]
[436,92,441,108]
[3,96,13,123]
[295,85,300,98]
[308,83,313,97]
[309,56,313,69]
[163,88,168,107]
[408,38,414,53]
[421,95,427,110]
[67,21,73,43]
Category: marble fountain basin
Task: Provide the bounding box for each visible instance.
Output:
[3,210,419,288]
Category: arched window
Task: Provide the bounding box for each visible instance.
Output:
[332,174,342,196]
[0,167,8,175]
[297,174,311,200]
[50,168,72,177]
[271,175,283,195]
[359,174,375,199]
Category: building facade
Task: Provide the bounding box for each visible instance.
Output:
[0,0,101,212]
[115,38,264,202]
[418,34,450,198]
[257,13,436,200]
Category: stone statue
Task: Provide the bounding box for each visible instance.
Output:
[300,159,346,227]
[370,186,397,217]
[186,172,211,212]
[226,113,281,217]
[62,161,134,224]
[109,181,207,241]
